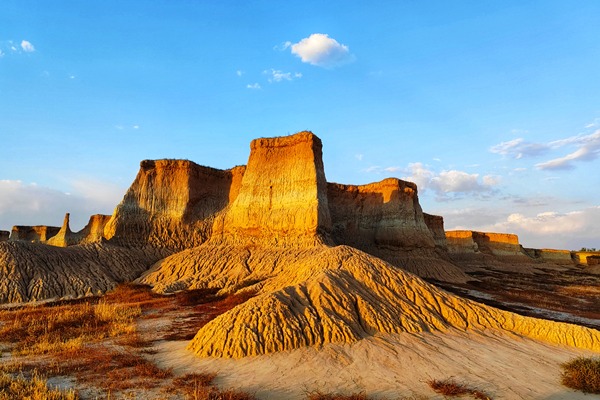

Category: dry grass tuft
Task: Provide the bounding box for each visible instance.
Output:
[428,378,491,399]
[306,391,371,400]
[561,357,600,394]
[0,370,78,400]
[0,300,140,356]
[166,373,256,400]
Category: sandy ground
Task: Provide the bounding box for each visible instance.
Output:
[153,330,600,400]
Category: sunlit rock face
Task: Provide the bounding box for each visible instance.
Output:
[9,225,60,243]
[327,178,434,250]
[446,230,480,254]
[47,213,112,247]
[104,159,246,251]
[213,132,332,247]
[573,251,600,266]
[523,248,574,265]
[446,230,528,257]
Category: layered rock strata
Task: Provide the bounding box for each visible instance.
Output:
[523,248,574,265]
[212,132,331,246]
[9,225,60,242]
[104,159,245,250]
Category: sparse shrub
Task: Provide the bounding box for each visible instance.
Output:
[428,378,491,399]
[561,356,600,394]
[0,370,78,400]
[305,391,371,400]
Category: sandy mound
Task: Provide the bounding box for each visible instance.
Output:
[139,244,600,358]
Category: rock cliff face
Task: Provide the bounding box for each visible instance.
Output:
[423,213,447,250]
[9,225,61,242]
[212,132,331,246]
[327,179,434,249]
[104,159,245,250]
[446,230,479,254]
[0,231,9,242]
[573,251,600,266]
[47,213,113,247]
[523,248,574,265]
[446,230,529,258]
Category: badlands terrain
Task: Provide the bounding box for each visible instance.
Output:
[0,131,599,399]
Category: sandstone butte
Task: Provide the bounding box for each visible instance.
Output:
[1,131,599,359]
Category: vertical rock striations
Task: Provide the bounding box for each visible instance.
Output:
[327,179,434,250]
[104,159,245,251]
[213,132,332,246]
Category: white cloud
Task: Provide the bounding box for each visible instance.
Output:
[236,70,243,77]
[0,179,124,232]
[132,125,139,129]
[0,50,4,57]
[536,130,600,170]
[20,40,35,52]
[263,69,302,83]
[355,154,363,161]
[399,163,498,198]
[482,175,501,186]
[431,170,491,194]
[489,138,549,159]
[246,83,261,90]
[401,162,435,191]
[290,33,355,68]
[486,207,600,249]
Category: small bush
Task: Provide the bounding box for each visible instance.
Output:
[561,357,600,394]
[428,379,491,399]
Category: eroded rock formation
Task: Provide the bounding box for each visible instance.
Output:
[0,231,9,242]
[104,159,245,250]
[2,130,598,362]
[9,225,61,243]
[423,213,447,250]
[523,248,574,265]
[0,241,165,303]
[47,213,113,247]
[212,133,331,246]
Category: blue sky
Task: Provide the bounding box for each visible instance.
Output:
[1,0,599,250]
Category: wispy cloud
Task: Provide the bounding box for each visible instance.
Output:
[289,33,355,68]
[20,40,35,52]
[263,69,302,83]
[274,41,292,51]
[246,83,261,90]
[489,138,549,159]
[536,130,600,170]
[236,70,244,77]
